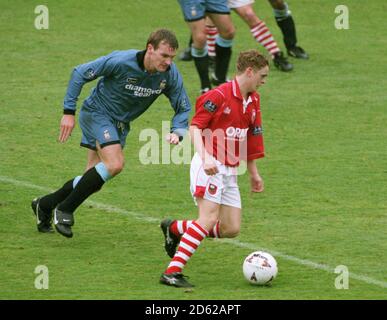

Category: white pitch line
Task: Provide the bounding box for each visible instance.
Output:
[218,238,387,289]
[1,175,386,290]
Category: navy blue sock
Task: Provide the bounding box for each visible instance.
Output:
[57,167,105,213]
[39,179,74,212]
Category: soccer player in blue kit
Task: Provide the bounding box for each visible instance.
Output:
[177,0,236,93]
[31,29,191,238]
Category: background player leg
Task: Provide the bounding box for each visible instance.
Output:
[269,0,309,59]
[188,18,212,93]
[205,16,217,74]
[208,12,235,85]
[233,4,293,72]
[179,35,193,61]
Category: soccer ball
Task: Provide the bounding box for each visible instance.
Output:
[243,251,278,285]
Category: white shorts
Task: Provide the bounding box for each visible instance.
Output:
[228,0,255,9]
[190,153,241,208]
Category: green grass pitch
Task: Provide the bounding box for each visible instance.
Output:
[0,0,386,299]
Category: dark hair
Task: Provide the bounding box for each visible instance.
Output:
[236,50,269,74]
[146,29,179,50]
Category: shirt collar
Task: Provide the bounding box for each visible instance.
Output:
[243,96,252,113]
[136,50,146,71]
[232,78,254,110]
[136,49,171,73]
[231,79,242,100]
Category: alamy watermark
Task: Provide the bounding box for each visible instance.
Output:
[138,121,249,175]
[334,265,349,289]
[334,5,349,29]
[34,5,49,30]
[34,265,49,289]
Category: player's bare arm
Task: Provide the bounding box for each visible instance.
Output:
[189,125,218,176]
[247,159,264,193]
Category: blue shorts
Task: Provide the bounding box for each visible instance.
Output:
[177,0,230,22]
[79,105,130,150]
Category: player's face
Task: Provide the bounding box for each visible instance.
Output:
[249,66,269,90]
[147,42,177,72]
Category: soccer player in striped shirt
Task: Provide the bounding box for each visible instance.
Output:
[31,29,191,238]
[160,50,268,288]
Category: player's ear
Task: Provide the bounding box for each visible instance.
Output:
[147,43,154,53]
[246,67,253,77]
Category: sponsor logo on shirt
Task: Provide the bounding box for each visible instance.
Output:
[203,100,217,113]
[226,126,249,140]
[127,77,139,84]
[124,83,162,97]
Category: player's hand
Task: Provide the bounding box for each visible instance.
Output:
[165,133,180,145]
[204,157,219,176]
[250,173,264,193]
[59,114,75,143]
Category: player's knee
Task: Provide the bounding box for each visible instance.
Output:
[240,9,260,27]
[106,160,125,176]
[203,213,218,227]
[198,214,218,232]
[219,26,235,40]
[221,226,240,238]
[192,34,207,49]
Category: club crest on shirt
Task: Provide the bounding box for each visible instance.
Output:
[204,100,217,113]
[127,77,139,84]
[85,68,97,80]
[103,130,111,141]
[159,79,167,90]
[208,183,217,195]
[223,106,231,115]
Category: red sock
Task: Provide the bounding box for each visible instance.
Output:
[208,221,220,238]
[171,220,220,238]
[250,21,280,57]
[206,25,218,58]
[165,221,208,274]
[170,220,193,237]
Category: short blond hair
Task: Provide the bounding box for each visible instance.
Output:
[236,50,269,74]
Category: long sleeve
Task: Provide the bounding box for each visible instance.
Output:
[163,65,191,138]
[63,52,120,113]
